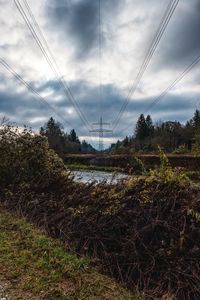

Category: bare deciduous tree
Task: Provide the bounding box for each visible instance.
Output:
[0,116,9,126]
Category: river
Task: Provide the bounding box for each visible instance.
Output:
[72,170,128,184]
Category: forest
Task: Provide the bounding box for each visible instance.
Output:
[40,117,96,154]
[40,110,200,155]
[111,109,200,154]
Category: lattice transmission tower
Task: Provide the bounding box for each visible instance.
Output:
[90,117,112,152]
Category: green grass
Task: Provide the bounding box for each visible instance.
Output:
[0,208,141,300]
[66,163,123,173]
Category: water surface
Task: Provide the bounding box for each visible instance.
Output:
[73,170,128,184]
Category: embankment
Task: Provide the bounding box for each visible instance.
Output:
[63,154,200,171]
[0,208,138,300]
[1,173,200,299]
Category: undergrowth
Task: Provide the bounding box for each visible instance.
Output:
[0,126,200,299]
[148,147,190,185]
[0,208,138,300]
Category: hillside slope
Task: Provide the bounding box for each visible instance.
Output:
[0,208,140,300]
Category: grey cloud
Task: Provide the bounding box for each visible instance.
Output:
[46,0,123,59]
[0,90,46,115]
[35,78,200,137]
[37,79,125,122]
[46,0,99,59]
[0,76,199,142]
[155,0,200,70]
[0,89,81,132]
[34,80,62,93]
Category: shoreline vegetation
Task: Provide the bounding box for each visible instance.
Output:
[66,163,123,173]
[63,153,200,175]
[65,159,200,185]
[1,125,200,299]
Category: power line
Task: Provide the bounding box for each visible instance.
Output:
[117,53,200,136]
[98,0,102,118]
[18,0,91,130]
[23,0,91,130]
[14,0,91,131]
[143,55,200,114]
[112,0,177,128]
[112,0,179,130]
[113,0,178,130]
[0,57,74,129]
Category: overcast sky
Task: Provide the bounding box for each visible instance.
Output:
[0,0,200,147]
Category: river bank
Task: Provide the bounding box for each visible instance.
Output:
[63,153,200,171]
[67,163,122,173]
[67,162,200,185]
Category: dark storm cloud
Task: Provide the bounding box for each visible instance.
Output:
[46,0,123,59]
[37,79,198,131]
[0,87,84,132]
[36,78,126,123]
[46,0,99,59]
[0,75,199,141]
[0,90,46,115]
[156,0,200,70]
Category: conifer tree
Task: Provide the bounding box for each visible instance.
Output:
[135,114,148,139]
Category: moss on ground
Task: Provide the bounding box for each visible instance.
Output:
[0,208,141,300]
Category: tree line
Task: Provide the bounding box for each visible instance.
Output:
[40,117,95,154]
[111,110,200,153]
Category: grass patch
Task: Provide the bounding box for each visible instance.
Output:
[66,163,123,173]
[0,208,141,300]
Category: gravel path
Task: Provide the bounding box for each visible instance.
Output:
[0,283,8,300]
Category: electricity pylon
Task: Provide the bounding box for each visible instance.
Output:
[90,116,112,152]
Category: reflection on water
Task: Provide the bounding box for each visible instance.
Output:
[73,170,128,184]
